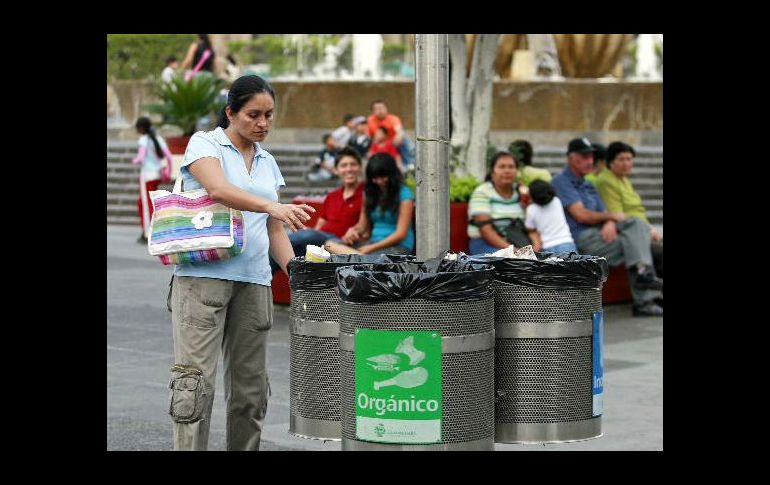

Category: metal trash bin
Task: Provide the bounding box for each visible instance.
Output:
[469,252,608,443]
[336,259,496,450]
[288,254,415,441]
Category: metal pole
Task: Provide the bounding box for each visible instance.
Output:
[415,34,450,260]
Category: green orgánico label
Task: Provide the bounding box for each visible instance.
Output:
[355,329,443,444]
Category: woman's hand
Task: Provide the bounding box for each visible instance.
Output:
[342,227,361,245]
[267,202,316,232]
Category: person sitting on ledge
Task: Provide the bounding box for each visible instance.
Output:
[593,141,663,279]
[552,137,663,317]
[324,152,414,256]
[270,147,365,273]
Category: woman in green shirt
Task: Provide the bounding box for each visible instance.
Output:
[595,141,663,278]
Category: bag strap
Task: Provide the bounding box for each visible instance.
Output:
[172,133,225,195]
[172,176,184,194]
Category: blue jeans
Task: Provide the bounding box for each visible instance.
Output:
[543,241,578,254]
[270,229,337,274]
[398,136,415,167]
[469,238,500,255]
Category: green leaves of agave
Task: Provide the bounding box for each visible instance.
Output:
[146,73,227,136]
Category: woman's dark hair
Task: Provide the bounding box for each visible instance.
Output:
[197,34,212,48]
[529,180,555,206]
[365,153,403,216]
[335,146,362,167]
[135,117,163,158]
[485,150,518,182]
[606,141,636,166]
[508,139,533,166]
[217,75,276,129]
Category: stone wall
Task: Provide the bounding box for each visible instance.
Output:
[107,79,662,145]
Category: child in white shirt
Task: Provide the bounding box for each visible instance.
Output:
[525,180,578,253]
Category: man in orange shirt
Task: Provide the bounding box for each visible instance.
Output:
[367,99,415,168]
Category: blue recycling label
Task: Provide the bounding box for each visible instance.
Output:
[592,310,604,417]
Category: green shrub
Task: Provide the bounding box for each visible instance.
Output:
[403,174,481,203]
[107,34,196,80]
[449,174,481,202]
[145,73,226,136]
[382,43,407,64]
[229,35,342,78]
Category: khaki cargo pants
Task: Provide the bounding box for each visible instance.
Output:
[168,275,273,451]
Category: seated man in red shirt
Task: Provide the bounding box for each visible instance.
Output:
[270,147,365,273]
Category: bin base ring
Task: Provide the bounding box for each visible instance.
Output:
[495,417,602,443]
[342,437,494,451]
[290,414,341,441]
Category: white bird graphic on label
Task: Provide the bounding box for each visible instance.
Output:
[366,354,400,372]
[374,367,428,390]
[395,336,425,365]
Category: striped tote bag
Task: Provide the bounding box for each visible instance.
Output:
[147,176,246,265]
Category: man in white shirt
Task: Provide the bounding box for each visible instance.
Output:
[331,114,361,149]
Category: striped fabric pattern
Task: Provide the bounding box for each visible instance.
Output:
[148,189,245,266]
[467,181,525,239]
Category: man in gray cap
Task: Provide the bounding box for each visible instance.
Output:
[552,138,663,317]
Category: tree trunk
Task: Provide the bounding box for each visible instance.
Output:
[448,34,470,174]
[466,34,500,180]
[448,33,500,180]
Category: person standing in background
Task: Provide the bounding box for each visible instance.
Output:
[181,34,216,76]
[132,117,173,243]
[161,56,179,84]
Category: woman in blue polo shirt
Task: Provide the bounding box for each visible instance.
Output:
[324,152,415,256]
[167,75,315,451]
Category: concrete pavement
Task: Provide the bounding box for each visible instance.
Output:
[107,225,662,451]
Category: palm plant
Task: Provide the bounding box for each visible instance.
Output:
[146,73,227,136]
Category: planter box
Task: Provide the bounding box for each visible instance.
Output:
[450,202,470,253]
[166,136,191,155]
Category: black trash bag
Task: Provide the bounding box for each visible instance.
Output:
[288,254,417,291]
[336,257,495,303]
[463,251,608,289]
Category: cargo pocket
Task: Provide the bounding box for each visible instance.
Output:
[182,278,231,329]
[168,364,206,423]
[242,285,273,332]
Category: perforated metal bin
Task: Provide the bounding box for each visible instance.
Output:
[288,256,415,441]
[474,253,608,444]
[289,286,342,440]
[338,262,496,451]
